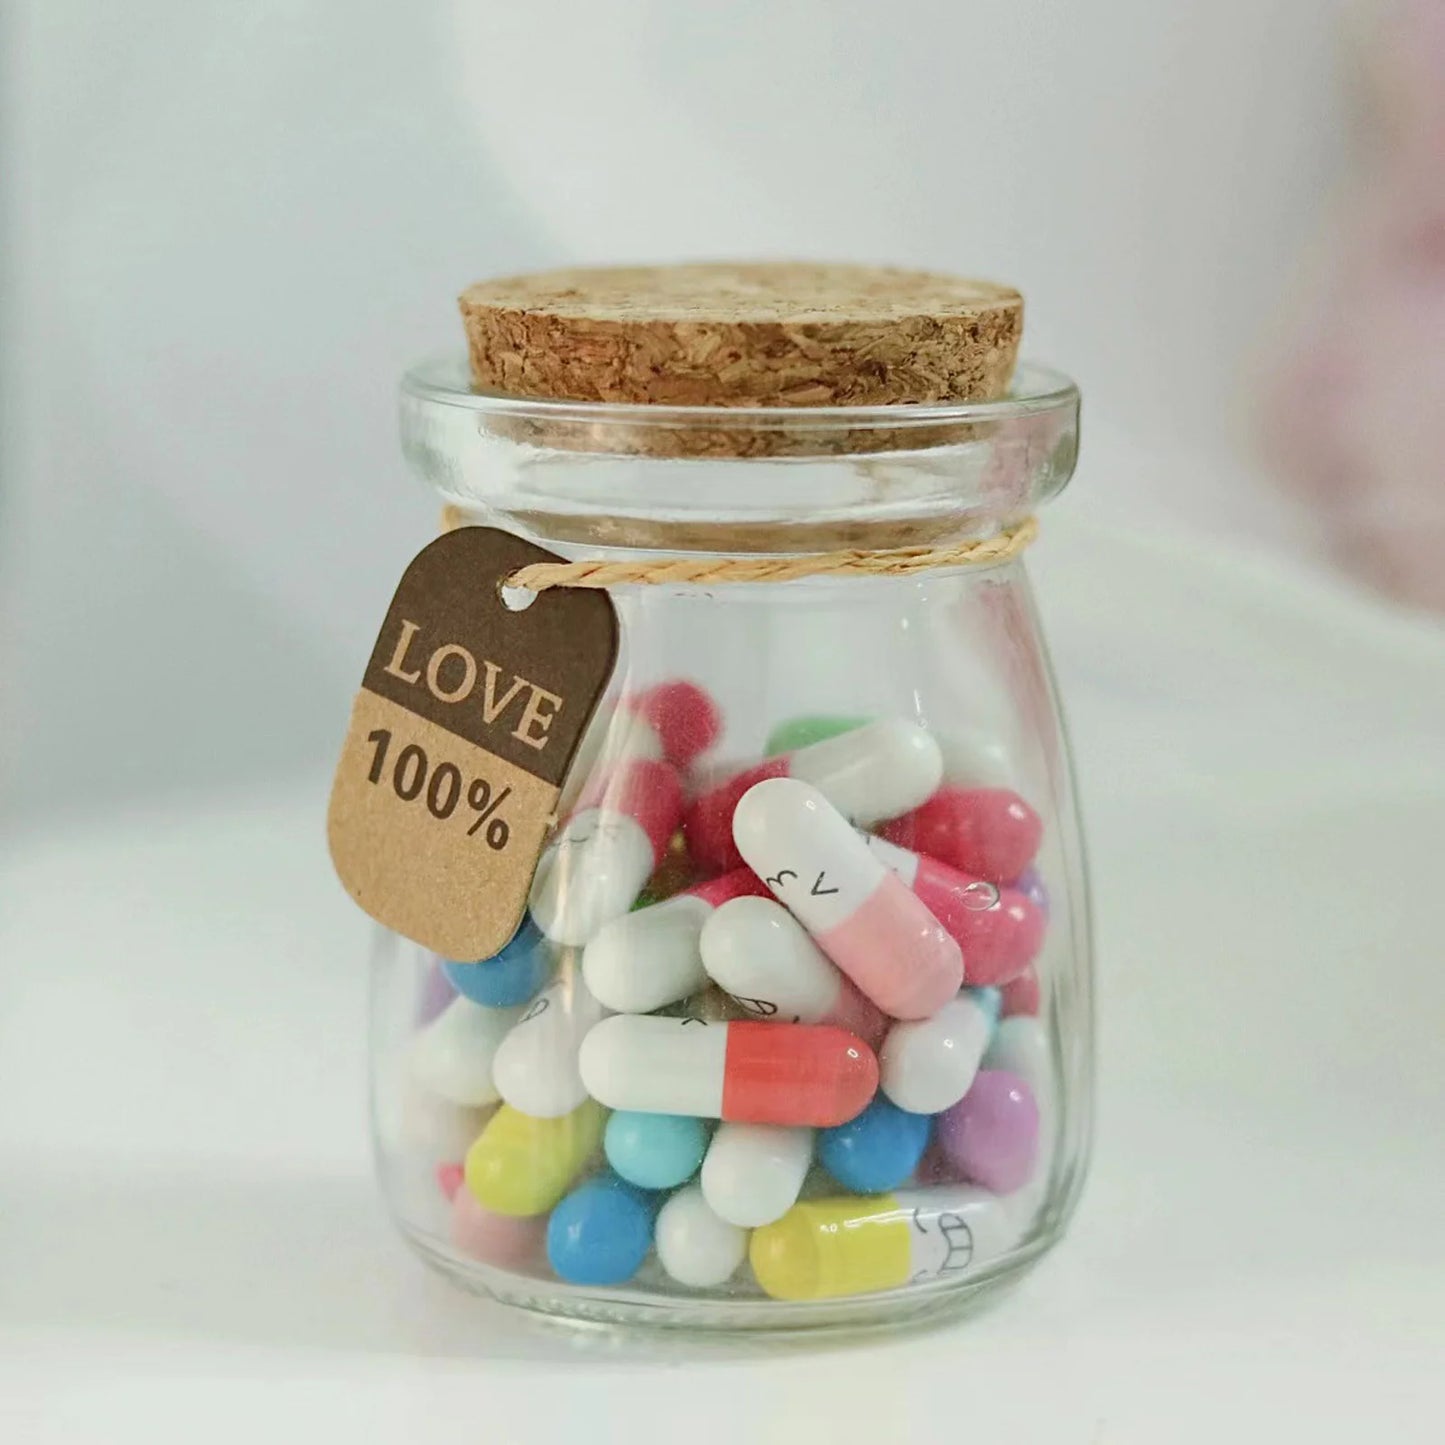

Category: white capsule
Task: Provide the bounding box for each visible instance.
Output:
[583,894,712,1013]
[700,896,886,1043]
[701,1122,814,1228]
[529,813,658,948]
[491,972,606,1118]
[879,993,990,1114]
[935,730,1016,790]
[859,830,922,886]
[410,997,525,1108]
[559,704,662,813]
[655,1182,748,1288]
[599,704,668,767]
[786,718,942,825]
[393,1081,496,1163]
[580,1014,730,1118]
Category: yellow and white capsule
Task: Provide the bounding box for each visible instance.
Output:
[749,1187,1017,1301]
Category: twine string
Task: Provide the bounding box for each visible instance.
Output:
[439,505,1037,591]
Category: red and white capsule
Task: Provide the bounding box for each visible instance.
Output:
[567,682,722,801]
[863,833,1045,986]
[731,777,962,1021]
[578,1014,877,1128]
[620,680,722,768]
[530,760,683,947]
[684,719,943,871]
[699,895,887,1046]
[880,785,1043,885]
[582,867,768,1014]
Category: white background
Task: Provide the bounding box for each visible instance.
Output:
[5,3,1444,1441]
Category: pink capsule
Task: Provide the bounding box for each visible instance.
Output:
[450,1184,548,1270]
[1000,966,1041,1017]
[731,778,962,1021]
[864,834,1044,986]
[684,720,943,871]
[530,760,684,946]
[880,786,1043,884]
[435,1161,465,1201]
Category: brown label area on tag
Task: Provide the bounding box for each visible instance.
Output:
[327,527,617,960]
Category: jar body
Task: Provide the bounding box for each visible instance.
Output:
[368,361,1092,1331]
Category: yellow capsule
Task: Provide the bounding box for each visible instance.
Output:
[464,1101,605,1217]
[750,1194,911,1300]
[750,1188,1010,1301]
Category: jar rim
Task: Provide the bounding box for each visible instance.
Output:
[401,356,1078,434]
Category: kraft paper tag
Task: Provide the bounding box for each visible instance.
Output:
[327,526,617,960]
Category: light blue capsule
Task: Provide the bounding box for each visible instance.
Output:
[967,986,1003,1040]
[604,1111,709,1190]
[547,1170,659,1286]
[442,915,554,1007]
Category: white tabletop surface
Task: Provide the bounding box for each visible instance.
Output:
[4,512,1444,1443]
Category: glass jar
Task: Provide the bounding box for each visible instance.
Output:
[370,356,1092,1332]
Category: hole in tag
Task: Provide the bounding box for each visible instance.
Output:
[500,583,537,612]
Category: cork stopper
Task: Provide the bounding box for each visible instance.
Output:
[460,262,1021,413]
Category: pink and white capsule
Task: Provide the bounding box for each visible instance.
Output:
[530,760,683,946]
[731,778,962,1021]
[863,833,1044,985]
[491,971,607,1118]
[685,719,943,870]
[879,991,991,1114]
[699,895,887,1045]
[582,868,767,1014]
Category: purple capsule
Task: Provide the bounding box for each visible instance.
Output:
[935,1069,1039,1194]
[417,958,459,1025]
[1011,865,1049,920]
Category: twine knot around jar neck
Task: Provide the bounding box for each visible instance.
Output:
[438,505,1039,592]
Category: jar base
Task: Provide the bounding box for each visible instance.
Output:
[397,1216,1064,1339]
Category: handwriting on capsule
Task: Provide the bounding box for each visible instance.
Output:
[909,1208,975,1282]
[557,815,629,850]
[935,1212,975,1273]
[809,872,838,897]
[764,868,798,889]
[733,995,780,1019]
[520,995,550,1024]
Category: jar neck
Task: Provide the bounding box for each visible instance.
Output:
[402,359,1080,557]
